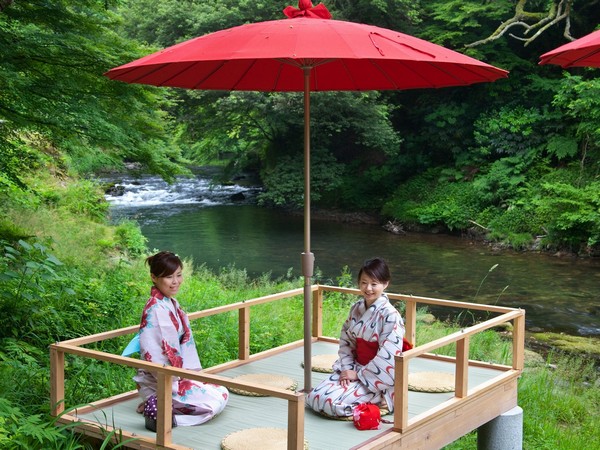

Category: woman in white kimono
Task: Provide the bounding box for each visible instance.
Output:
[306,257,406,418]
[133,251,228,430]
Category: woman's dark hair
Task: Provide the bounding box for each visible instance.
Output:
[357,257,391,284]
[146,251,183,278]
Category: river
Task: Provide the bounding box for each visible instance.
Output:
[104,169,600,337]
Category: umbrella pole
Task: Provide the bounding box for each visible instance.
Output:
[301,67,314,393]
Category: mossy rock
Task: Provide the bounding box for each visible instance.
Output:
[418,313,436,324]
[523,349,545,367]
[527,332,600,362]
[491,322,513,332]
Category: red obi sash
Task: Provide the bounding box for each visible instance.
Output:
[355,338,379,365]
[355,337,413,365]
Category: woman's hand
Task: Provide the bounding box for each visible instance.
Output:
[339,369,358,387]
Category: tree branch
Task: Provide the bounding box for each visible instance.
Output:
[466,0,575,48]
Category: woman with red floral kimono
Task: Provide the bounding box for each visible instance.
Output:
[133,251,228,430]
[306,257,406,418]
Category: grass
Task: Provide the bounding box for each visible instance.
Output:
[446,352,600,450]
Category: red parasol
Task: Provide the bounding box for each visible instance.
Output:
[539,29,600,68]
[106,1,508,392]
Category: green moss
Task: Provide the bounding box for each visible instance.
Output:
[529,332,600,358]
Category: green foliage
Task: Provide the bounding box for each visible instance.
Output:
[57,181,110,222]
[114,221,148,256]
[420,0,514,48]
[0,134,43,196]
[0,0,188,180]
[0,398,66,450]
[546,135,579,161]
[0,217,29,242]
[483,204,540,249]
[258,150,344,209]
[471,155,531,205]
[553,74,600,150]
[0,338,50,415]
[532,181,600,250]
[0,239,75,341]
[383,169,483,231]
[473,106,546,157]
[515,354,600,450]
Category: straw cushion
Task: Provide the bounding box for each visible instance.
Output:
[301,354,338,373]
[229,373,297,396]
[408,371,455,393]
[221,427,309,450]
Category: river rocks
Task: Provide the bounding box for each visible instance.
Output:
[105,183,125,196]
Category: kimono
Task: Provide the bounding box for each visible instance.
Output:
[305,294,405,418]
[133,286,228,426]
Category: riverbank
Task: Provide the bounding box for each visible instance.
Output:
[293,205,600,259]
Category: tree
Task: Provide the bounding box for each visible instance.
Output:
[0,0,188,182]
[466,0,599,48]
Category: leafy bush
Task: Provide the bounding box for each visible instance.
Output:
[532,181,600,251]
[114,221,148,256]
[0,239,75,341]
[473,105,546,157]
[0,398,66,450]
[383,169,483,231]
[57,180,110,221]
[258,150,344,209]
[471,155,531,205]
[381,168,442,224]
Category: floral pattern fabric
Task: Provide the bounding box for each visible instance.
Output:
[133,287,228,426]
[305,294,405,417]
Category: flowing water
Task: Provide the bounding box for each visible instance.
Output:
[104,169,600,337]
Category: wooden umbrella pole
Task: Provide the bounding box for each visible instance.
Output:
[302,67,314,393]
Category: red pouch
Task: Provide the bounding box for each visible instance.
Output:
[352,403,381,430]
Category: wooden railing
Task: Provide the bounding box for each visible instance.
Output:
[50,285,524,449]
[314,287,525,434]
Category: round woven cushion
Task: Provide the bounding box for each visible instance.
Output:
[229,373,297,397]
[221,427,308,450]
[408,371,455,393]
[301,354,337,373]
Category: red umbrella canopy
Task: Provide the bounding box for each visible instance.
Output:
[105,3,507,91]
[539,29,600,68]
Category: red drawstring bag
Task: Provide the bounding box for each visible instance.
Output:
[353,403,381,430]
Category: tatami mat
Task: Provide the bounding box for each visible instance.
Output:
[76,341,502,449]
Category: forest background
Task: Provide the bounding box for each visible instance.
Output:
[1,1,599,449]
[2,0,600,254]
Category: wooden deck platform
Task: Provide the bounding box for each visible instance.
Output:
[50,285,525,449]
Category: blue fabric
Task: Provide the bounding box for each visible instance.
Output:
[122,333,140,356]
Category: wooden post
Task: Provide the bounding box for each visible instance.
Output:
[512,311,525,371]
[456,336,469,398]
[288,394,305,450]
[312,287,323,338]
[404,300,417,347]
[239,306,250,360]
[394,354,409,431]
[49,345,65,416]
[156,372,173,447]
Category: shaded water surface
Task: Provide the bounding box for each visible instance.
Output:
[105,173,600,337]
